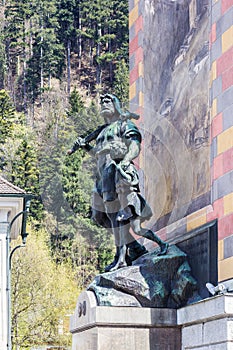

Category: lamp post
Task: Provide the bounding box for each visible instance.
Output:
[6,196,31,350]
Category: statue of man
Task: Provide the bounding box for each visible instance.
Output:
[68,94,168,271]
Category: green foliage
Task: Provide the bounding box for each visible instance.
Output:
[4,0,65,106]
[57,0,77,45]
[3,0,129,106]
[11,228,79,349]
[78,0,129,86]
[12,138,44,221]
[0,38,6,89]
[67,88,103,135]
[113,59,129,106]
[0,89,15,143]
[26,27,64,101]
[12,139,38,190]
[62,153,90,216]
[68,87,84,115]
[1,120,44,221]
[4,0,32,107]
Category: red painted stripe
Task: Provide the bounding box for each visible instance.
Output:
[218,213,233,239]
[211,23,217,43]
[211,113,223,138]
[222,0,233,14]
[216,46,233,76]
[129,65,139,84]
[129,35,139,55]
[222,65,233,90]
[135,47,143,65]
[135,15,143,35]
[213,154,224,180]
[223,147,233,173]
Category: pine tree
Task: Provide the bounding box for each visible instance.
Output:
[2,0,129,100]
[0,117,44,222]
[4,0,64,109]
[11,138,44,222]
[67,88,103,136]
[4,0,32,107]
[113,59,129,106]
[67,87,84,117]
[57,0,77,94]
[26,0,64,104]
[0,89,15,143]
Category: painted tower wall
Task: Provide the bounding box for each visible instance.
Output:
[129,0,233,283]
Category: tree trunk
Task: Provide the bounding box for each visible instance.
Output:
[96,23,102,85]
[78,6,82,70]
[109,27,113,84]
[67,39,71,95]
[23,59,27,113]
[40,40,43,91]
[29,19,33,57]
[40,15,44,117]
[23,19,27,114]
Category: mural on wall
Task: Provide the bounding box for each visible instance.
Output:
[142,0,210,230]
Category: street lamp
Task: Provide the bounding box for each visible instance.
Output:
[6,195,32,350]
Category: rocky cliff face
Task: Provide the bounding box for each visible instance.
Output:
[142,0,210,229]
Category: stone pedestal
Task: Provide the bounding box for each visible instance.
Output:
[178,294,233,349]
[70,291,180,350]
[71,293,233,350]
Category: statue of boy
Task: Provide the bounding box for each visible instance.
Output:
[68,94,168,271]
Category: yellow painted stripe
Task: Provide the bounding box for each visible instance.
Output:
[129,82,136,100]
[218,239,224,261]
[139,91,144,108]
[138,61,144,77]
[187,208,207,231]
[222,25,233,53]
[129,5,139,28]
[217,126,233,154]
[210,60,217,86]
[218,256,233,282]
[224,193,233,216]
[211,98,217,119]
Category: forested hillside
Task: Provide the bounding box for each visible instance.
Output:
[0,0,129,348]
[1,0,129,110]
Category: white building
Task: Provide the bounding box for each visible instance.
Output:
[0,176,26,350]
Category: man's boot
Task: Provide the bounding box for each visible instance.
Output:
[127,240,147,264]
[142,230,168,255]
[104,247,120,272]
[109,245,127,271]
[104,245,128,272]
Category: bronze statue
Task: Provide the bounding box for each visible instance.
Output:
[67,94,168,271]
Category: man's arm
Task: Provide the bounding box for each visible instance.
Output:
[119,119,142,169]
[67,137,94,155]
[120,140,141,170]
[67,124,107,156]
